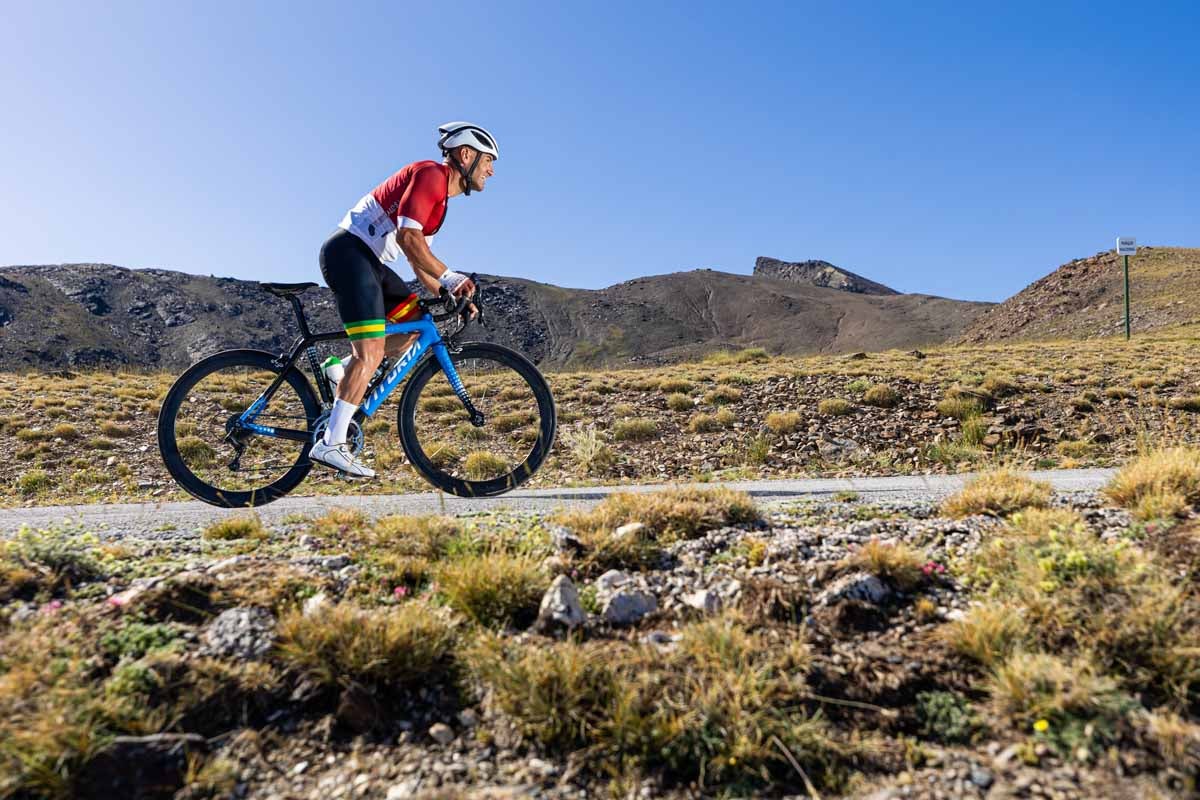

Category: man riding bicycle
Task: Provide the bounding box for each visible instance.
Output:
[309,122,496,478]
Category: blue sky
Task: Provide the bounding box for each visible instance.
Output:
[1,1,1196,302]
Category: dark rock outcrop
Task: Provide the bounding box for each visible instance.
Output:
[754,257,899,295]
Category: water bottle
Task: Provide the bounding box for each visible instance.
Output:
[322,356,344,387]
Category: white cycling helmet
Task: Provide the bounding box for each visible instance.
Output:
[437,122,499,159]
[438,122,497,197]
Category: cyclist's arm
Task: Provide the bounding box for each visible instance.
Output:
[398,228,449,284]
[398,229,475,297]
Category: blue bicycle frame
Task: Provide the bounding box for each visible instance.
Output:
[234,312,477,443]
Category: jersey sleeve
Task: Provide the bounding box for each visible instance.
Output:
[395,165,446,232]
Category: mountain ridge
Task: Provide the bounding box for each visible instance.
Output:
[0,260,990,371]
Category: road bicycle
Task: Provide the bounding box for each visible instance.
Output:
[157,278,556,508]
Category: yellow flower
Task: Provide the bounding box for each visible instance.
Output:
[1033,719,1050,733]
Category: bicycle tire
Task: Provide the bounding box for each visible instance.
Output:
[158,349,320,508]
[398,342,556,497]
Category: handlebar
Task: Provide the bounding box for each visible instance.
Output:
[421,273,485,336]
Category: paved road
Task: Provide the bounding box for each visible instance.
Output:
[1,469,1116,536]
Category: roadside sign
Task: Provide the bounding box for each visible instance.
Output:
[1117,237,1136,256]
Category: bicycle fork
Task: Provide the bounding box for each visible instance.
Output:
[433,343,485,427]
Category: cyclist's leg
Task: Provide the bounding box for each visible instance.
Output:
[317,231,388,460]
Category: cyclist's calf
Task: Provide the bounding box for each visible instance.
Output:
[338,333,418,405]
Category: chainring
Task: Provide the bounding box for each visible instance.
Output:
[310,410,365,456]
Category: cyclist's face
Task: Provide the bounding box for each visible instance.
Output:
[470,152,495,192]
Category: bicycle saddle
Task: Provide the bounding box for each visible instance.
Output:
[259,282,318,297]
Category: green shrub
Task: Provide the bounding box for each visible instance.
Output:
[916,690,978,743]
[17,469,52,496]
[8,525,106,586]
[101,621,181,660]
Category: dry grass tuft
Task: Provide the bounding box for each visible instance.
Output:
[940,468,1052,518]
[988,651,1130,733]
[561,424,617,476]
[465,615,845,790]
[937,396,982,420]
[201,515,267,541]
[943,604,1030,668]
[276,600,458,688]
[658,378,694,394]
[612,418,659,442]
[818,398,853,416]
[847,538,926,591]
[703,386,743,406]
[862,384,900,408]
[434,551,547,629]
[463,451,508,479]
[665,392,693,411]
[564,486,758,539]
[1103,447,1200,519]
[765,411,801,435]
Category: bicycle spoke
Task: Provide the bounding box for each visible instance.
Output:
[168,364,313,495]
[407,352,542,484]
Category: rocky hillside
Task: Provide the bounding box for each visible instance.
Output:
[959,246,1200,343]
[0,262,990,371]
[753,256,900,295]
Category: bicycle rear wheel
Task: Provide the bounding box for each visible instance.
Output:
[398,343,555,497]
[158,349,320,507]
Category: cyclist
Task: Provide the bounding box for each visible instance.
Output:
[309,122,496,477]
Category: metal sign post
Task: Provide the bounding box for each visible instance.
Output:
[1117,237,1136,340]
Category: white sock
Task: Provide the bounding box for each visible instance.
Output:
[324,398,358,446]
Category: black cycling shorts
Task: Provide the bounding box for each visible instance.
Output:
[319,229,415,340]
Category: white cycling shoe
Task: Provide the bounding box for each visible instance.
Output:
[309,440,376,478]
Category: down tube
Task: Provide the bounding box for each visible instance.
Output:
[356,321,442,417]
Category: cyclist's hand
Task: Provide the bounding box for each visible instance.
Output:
[454,278,478,319]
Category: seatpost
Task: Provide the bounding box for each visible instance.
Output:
[288,295,313,339]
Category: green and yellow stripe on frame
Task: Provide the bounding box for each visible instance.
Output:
[345,319,387,340]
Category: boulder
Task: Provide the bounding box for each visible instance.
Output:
[815,572,892,607]
[201,607,276,660]
[602,590,657,626]
[534,575,585,632]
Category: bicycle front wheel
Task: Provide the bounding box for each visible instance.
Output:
[398,343,556,497]
[158,349,320,508]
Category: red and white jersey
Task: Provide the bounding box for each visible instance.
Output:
[339,160,450,262]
